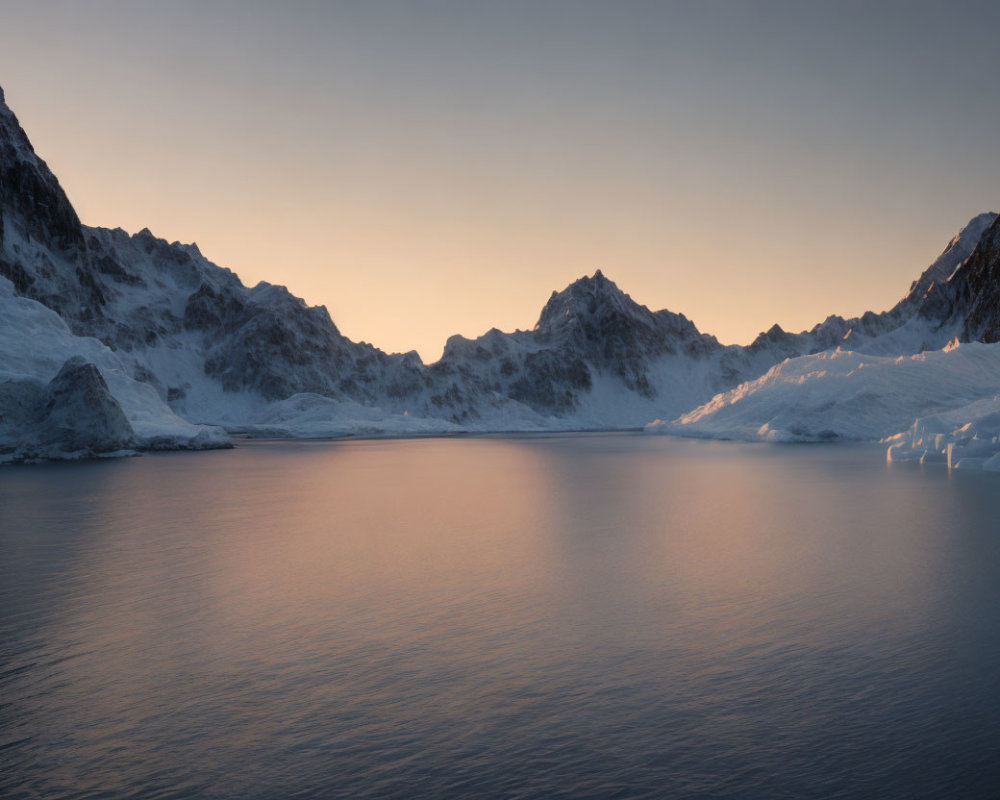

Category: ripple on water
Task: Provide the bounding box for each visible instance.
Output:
[2,435,1000,798]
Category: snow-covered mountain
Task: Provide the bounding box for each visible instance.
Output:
[0,83,772,445]
[0,86,479,444]
[739,212,998,359]
[651,213,1000,469]
[435,271,749,426]
[2,83,1000,465]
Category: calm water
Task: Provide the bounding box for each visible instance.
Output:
[2,434,1000,799]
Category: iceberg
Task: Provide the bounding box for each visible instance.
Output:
[885,396,1000,471]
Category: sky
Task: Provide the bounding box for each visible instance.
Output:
[1,0,998,361]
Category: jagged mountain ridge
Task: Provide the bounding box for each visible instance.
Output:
[646,214,1000,465]
[434,270,725,416]
[0,83,756,428]
[430,211,999,424]
[743,212,998,359]
[0,87,436,409]
[2,82,999,446]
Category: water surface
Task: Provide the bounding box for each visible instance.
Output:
[2,435,1000,798]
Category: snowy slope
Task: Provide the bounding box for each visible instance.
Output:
[0,276,228,462]
[647,340,1000,443]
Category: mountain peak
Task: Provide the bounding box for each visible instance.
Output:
[898,212,998,309]
[556,269,622,301]
[535,271,638,331]
[749,323,789,351]
[953,213,1000,342]
[0,83,85,263]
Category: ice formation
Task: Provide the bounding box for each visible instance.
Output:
[885,394,1000,472]
[647,341,1000,448]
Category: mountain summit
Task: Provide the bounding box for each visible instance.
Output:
[0,85,90,306]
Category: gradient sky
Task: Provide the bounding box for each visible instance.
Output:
[1,0,998,361]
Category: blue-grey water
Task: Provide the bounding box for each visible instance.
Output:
[2,434,1000,799]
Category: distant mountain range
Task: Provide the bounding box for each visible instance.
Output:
[2,83,999,465]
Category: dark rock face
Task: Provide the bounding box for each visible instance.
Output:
[0,92,84,253]
[39,357,136,452]
[902,212,996,312]
[201,286,366,399]
[186,280,432,403]
[0,256,33,293]
[535,270,721,388]
[183,281,245,332]
[509,350,592,414]
[0,88,99,318]
[748,324,799,357]
[954,214,1000,343]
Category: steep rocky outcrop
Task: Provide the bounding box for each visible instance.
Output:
[954,214,1000,342]
[0,356,136,462]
